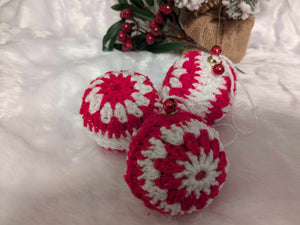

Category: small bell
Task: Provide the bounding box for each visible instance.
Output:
[213,63,225,75]
[163,98,177,114]
[211,45,222,56]
[207,56,218,67]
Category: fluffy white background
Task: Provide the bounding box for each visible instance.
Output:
[0,0,299,224]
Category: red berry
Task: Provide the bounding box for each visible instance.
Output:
[163,98,177,114]
[146,33,155,45]
[149,20,156,29]
[213,63,225,75]
[160,4,173,15]
[121,22,132,33]
[211,45,222,56]
[120,8,132,19]
[151,25,161,36]
[117,31,127,42]
[154,13,164,24]
[122,39,132,51]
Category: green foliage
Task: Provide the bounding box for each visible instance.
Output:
[156,0,165,5]
[146,41,185,53]
[225,0,258,19]
[103,20,123,51]
[111,3,155,21]
[104,0,186,53]
[145,0,154,6]
[130,0,144,8]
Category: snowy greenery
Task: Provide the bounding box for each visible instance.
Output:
[175,0,208,11]
[175,0,259,20]
[223,0,258,19]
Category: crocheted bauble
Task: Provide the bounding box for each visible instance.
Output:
[125,111,228,215]
[79,70,159,153]
[161,50,237,125]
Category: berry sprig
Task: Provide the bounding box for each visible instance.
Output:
[103,0,199,53]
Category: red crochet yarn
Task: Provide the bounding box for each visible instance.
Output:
[79,70,159,152]
[161,50,237,125]
[125,111,228,215]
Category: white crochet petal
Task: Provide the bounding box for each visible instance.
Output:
[134,82,153,94]
[89,79,103,88]
[85,87,103,114]
[169,77,183,88]
[91,130,132,151]
[124,99,143,117]
[114,103,128,123]
[131,92,150,106]
[100,102,113,124]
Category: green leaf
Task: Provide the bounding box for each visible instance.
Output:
[114,43,123,51]
[156,0,164,5]
[108,33,118,51]
[102,20,123,51]
[165,14,184,33]
[130,0,144,8]
[118,0,127,3]
[111,3,155,21]
[132,34,147,49]
[147,39,168,47]
[145,0,154,6]
[111,3,127,10]
[146,42,185,53]
[133,9,155,21]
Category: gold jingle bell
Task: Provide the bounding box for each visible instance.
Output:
[207,56,219,67]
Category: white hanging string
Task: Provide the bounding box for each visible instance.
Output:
[232,79,258,135]
[215,76,257,148]
[213,123,238,148]
[214,77,257,148]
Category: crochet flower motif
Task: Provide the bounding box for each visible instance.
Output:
[125,112,228,215]
[80,70,158,152]
[161,50,237,125]
[95,72,139,111]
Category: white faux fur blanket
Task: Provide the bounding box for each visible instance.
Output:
[0,0,299,224]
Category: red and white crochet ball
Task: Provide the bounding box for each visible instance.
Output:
[125,111,228,215]
[161,50,237,125]
[79,70,159,153]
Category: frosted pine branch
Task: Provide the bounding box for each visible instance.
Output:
[175,0,208,11]
[222,0,258,20]
[175,0,259,20]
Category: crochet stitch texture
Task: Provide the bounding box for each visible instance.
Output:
[161,50,237,125]
[125,111,228,215]
[80,70,159,152]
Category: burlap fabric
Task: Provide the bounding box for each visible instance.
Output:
[180,7,255,63]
